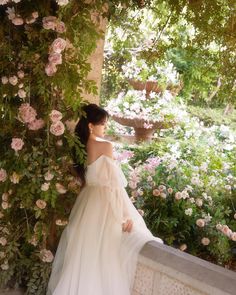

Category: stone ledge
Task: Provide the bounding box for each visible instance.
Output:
[138,241,236,295]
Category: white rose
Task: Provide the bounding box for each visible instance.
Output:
[41,183,50,191]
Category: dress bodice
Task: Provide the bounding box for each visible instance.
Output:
[85,155,127,188]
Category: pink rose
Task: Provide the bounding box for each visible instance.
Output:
[201,237,210,246]
[28,118,45,131]
[50,121,65,136]
[42,16,57,30]
[1,76,8,84]
[231,232,236,241]
[55,183,67,194]
[0,169,7,182]
[1,201,9,210]
[167,187,173,194]
[32,11,39,19]
[18,103,37,123]
[175,192,182,200]
[153,189,160,196]
[196,219,205,228]
[0,237,7,246]
[48,53,62,65]
[221,225,232,237]
[55,21,66,33]
[40,249,54,263]
[45,63,57,76]
[17,70,24,79]
[12,17,24,26]
[2,193,9,202]
[41,182,50,191]
[36,199,47,209]
[11,138,24,152]
[18,89,26,98]
[49,110,63,122]
[0,0,9,6]
[51,38,67,53]
[44,171,54,181]
[9,75,18,85]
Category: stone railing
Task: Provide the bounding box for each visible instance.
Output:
[132,241,236,295]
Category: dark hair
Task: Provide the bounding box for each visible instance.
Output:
[73,104,109,186]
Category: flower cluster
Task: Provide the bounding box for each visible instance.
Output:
[106,89,182,127]
[18,103,45,131]
[49,110,65,136]
[45,38,67,76]
[122,57,180,86]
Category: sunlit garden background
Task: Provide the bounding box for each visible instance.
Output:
[0,0,235,294]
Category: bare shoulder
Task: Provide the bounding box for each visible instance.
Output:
[98,140,113,158]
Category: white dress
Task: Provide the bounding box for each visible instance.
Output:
[47,155,162,295]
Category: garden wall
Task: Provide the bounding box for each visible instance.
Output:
[132,241,236,295]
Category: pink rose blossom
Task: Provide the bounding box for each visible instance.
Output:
[0,169,7,182]
[50,121,65,136]
[0,237,7,246]
[49,110,63,122]
[201,237,210,245]
[9,75,18,85]
[2,193,9,202]
[11,138,24,152]
[196,219,205,228]
[12,17,24,26]
[167,188,173,194]
[18,89,26,98]
[36,199,47,209]
[51,38,67,53]
[18,103,37,123]
[1,76,8,84]
[153,189,160,196]
[42,16,57,30]
[0,0,9,5]
[179,244,187,251]
[48,52,62,65]
[44,171,54,181]
[55,21,66,33]
[175,192,182,200]
[17,70,24,79]
[41,183,50,192]
[32,11,39,19]
[40,249,54,263]
[221,225,232,237]
[1,201,9,210]
[45,63,57,76]
[28,118,45,131]
[55,183,67,194]
[231,232,236,241]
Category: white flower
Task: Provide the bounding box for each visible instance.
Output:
[185,208,193,216]
[196,198,203,207]
[40,249,54,263]
[41,183,50,191]
[179,244,187,251]
[56,0,70,6]
[55,219,68,226]
[1,261,9,270]
[44,171,54,181]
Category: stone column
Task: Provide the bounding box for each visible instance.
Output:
[83,12,108,105]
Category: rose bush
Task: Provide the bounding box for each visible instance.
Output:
[113,111,236,268]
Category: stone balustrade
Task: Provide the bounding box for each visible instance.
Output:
[132,241,236,295]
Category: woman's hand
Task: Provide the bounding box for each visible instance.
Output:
[122,219,133,233]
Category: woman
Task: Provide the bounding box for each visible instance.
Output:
[47,104,162,295]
